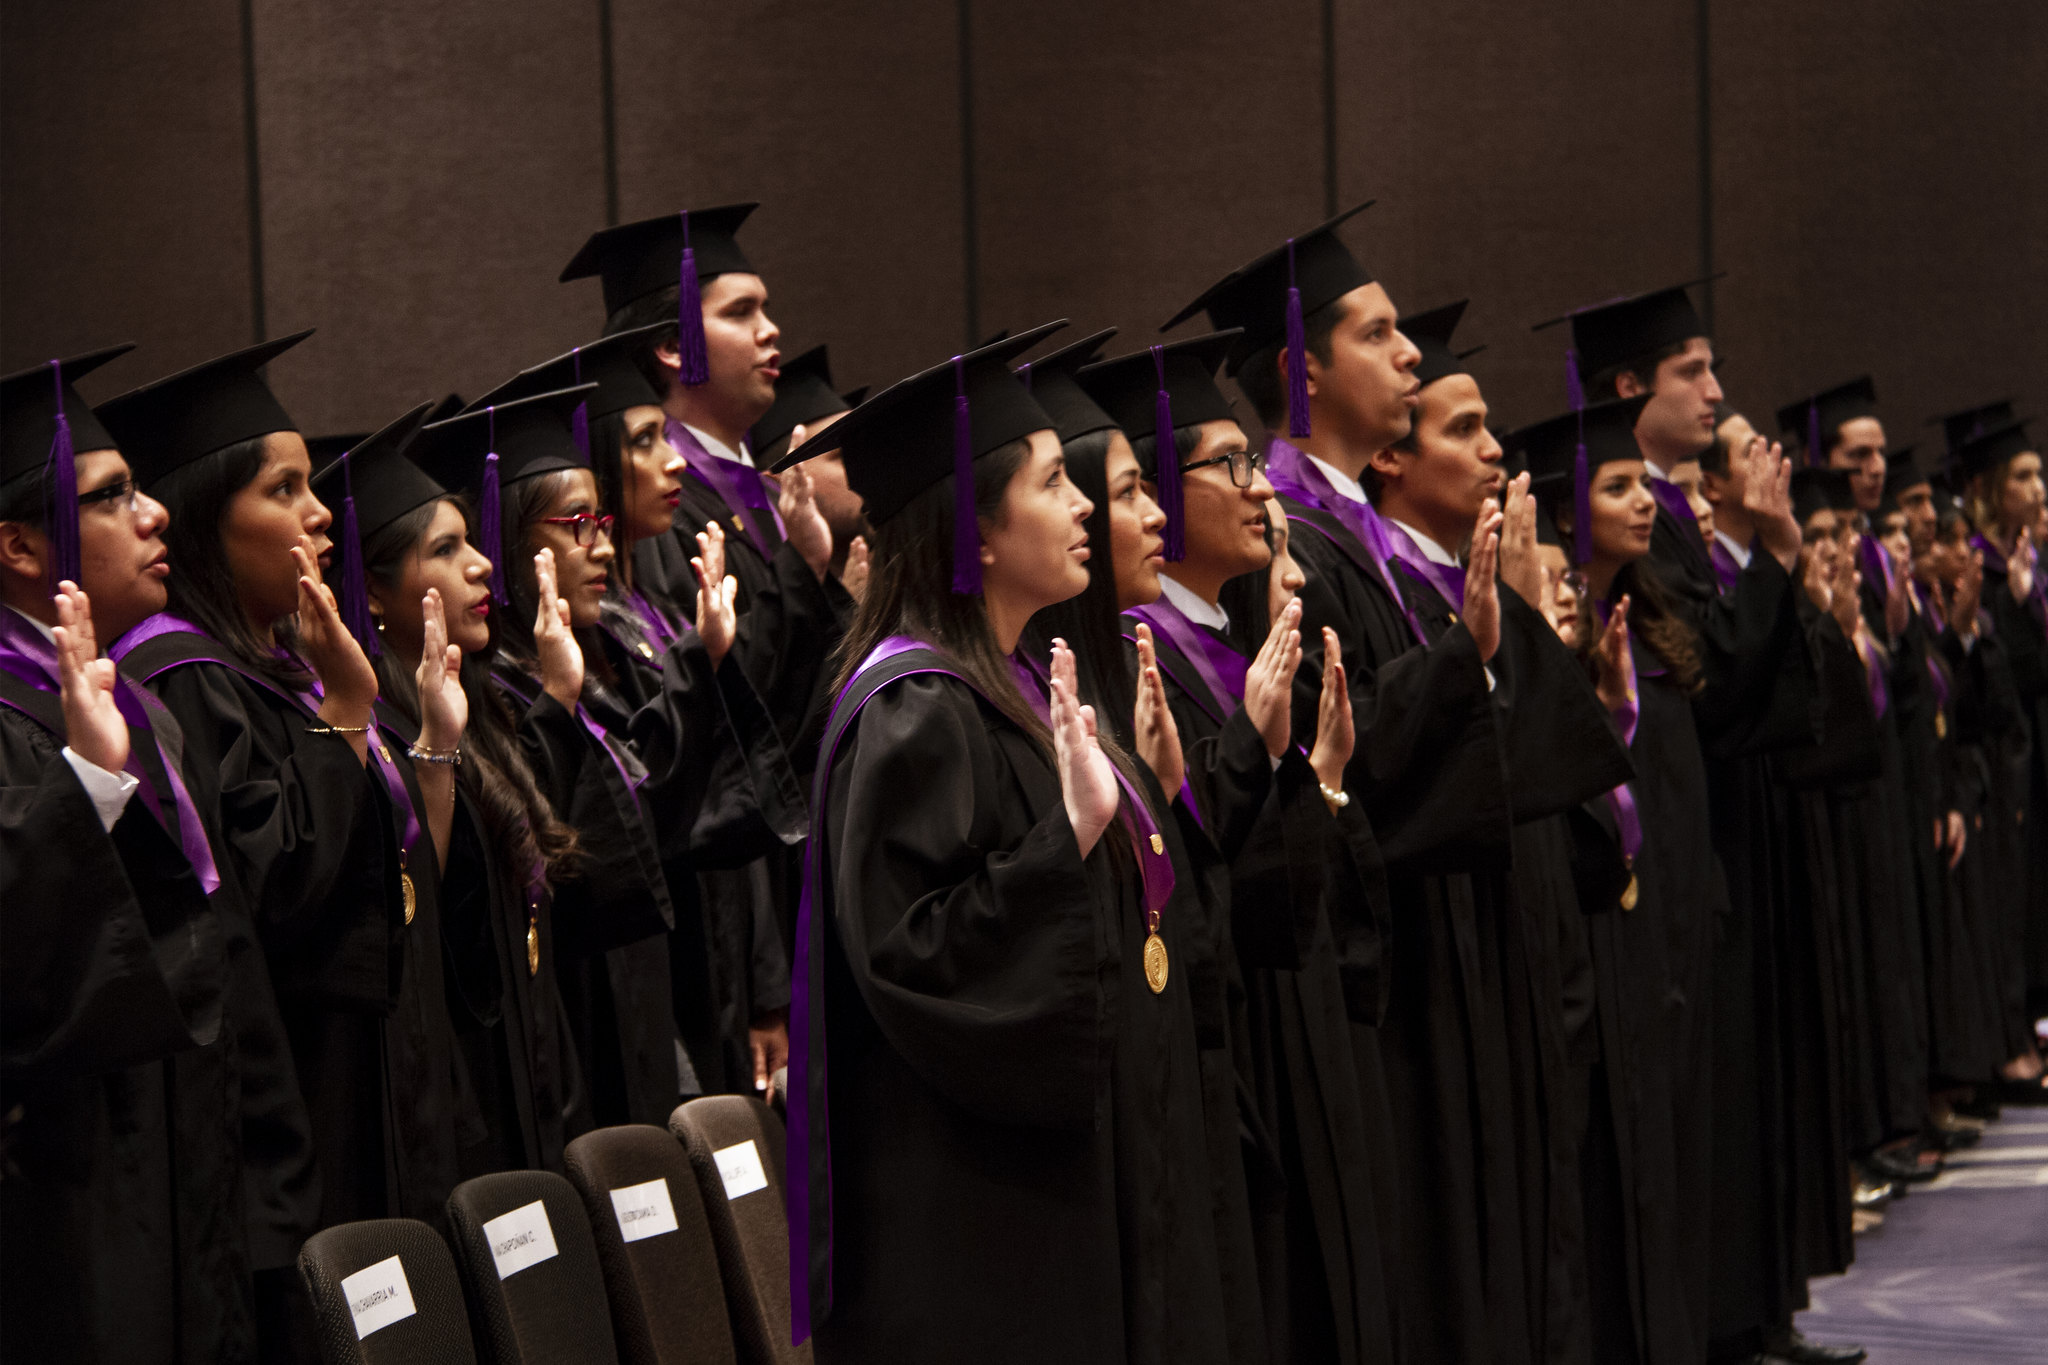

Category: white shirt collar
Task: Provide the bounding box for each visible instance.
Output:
[6,605,57,643]
[1305,453,1368,505]
[1644,457,1675,483]
[1713,528,1752,568]
[1158,573,1230,632]
[1389,518,1459,568]
[682,422,754,469]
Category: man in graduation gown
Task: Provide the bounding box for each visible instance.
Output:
[1,349,251,1362]
[1548,283,1833,1365]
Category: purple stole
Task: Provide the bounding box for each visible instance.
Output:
[1590,598,1646,871]
[1381,520,1467,613]
[1264,436,1428,645]
[1647,473,1698,539]
[1122,598,1249,727]
[667,419,785,559]
[0,608,220,894]
[1858,535,1898,603]
[1708,537,1744,595]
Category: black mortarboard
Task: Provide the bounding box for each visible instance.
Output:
[304,432,370,466]
[1952,419,2037,484]
[1014,328,1119,445]
[476,323,668,464]
[1406,299,1485,389]
[750,345,860,464]
[1532,278,1716,399]
[1774,376,1877,468]
[0,345,134,591]
[1791,467,1856,523]
[1880,446,1929,508]
[775,323,1064,594]
[1161,202,1375,440]
[414,384,597,605]
[307,403,439,655]
[99,330,314,488]
[424,393,466,426]
[1501,395,1653,565]
[1076,331,1242,563]
[1928,400,2014,458]
[560,204,757,388]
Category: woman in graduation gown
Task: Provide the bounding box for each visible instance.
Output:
[779,324,1235,1363]
[97,334,393,1346]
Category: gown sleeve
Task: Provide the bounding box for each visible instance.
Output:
[1487,587,1637,822]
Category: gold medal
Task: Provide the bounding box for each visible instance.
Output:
[732,514,746,533]
[1149,833,1164,855]
[527,922,540,976]
[1935,711,1947,739]
[1143,931,1169,994]
[638,640,656,659]
[401,872,416,925]
[1620,872,1639,912]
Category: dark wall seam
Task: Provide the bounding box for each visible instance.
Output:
[240,0,266,343]
[958,0,980,348]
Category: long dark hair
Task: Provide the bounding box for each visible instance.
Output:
[1019,427,1135,745]
[362,496,580,887]
[150,435,311,690]
[1579,558,1703,693]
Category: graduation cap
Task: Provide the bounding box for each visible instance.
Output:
[0,344,135,590]
[775,322,1065,595]
[306,403,439,655]
[414,384,597,605]
[1880,446,1930,509]
[478,323,668,463]
[1500,395,1653,566]
[1161,201,1377,438]
[1791,467,1857,524]
[304,432,370,466]
[559,204,758,388]
[1951,418,2037,484]
[1014,328,1119,445]
[750,345,866,465]
[1076,330,1242,564]
[97,330,314,489]
[1774,376,1877,468]
[1532,277,1717,403]
[423,393,466,426]
[1406,299,1486,389]
[1928,400,2014,458]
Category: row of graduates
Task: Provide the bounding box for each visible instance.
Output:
[4,190,2043,1365]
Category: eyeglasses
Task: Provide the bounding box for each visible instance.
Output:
[1180,448,1266,489]
[77,476,141,514]
[538,512,615,547]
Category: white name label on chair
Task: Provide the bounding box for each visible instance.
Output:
[714,1139,769,1200]
[483,1199,560,1280]
[340,1254,418,1340]
[609,1177,680,1243]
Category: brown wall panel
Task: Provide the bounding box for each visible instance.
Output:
[1710,0,2048,443]
[0,0,252,399]
[971,0,1326,369]
[1335,0,1706,431]
[608,0,966,398]
[253,0,609,433]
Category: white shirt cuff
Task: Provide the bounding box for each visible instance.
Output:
[63,747,139,832]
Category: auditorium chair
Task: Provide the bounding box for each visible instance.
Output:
[296,1217,478,1364]
[445,1169,620,1364]
[564,1123,739,1364]
[669,1096,810,1365]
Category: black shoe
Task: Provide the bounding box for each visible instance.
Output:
[1771,1327,1867,1364]
[1923,1123,1979,1153]
[1866,1147,1940,1184]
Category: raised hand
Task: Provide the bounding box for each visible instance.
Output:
[1048,637,1119,858]
[692,519,740,666]
[531,548,584,709]
[1944,810,1967,870]
[1244,597,1304,759]
[1883,544,1913,639]
[1307,627,1353,795]
[840,534,871,605]
[775,425,833,581]
[1951,549,1984,638]
[2010,532,2036,604]
[1497,472,1545,608]
[292,536,375,760]
[1592,594,1635,716]
[1800,538,1835,615]
[1829,536,1863,641]
[52,582,128,776]
[1465,498,1505,663]
[1131,623,1185,797]
[414,587,468,754]
[1744,439,1801,570]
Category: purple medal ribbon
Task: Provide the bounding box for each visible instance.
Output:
[1381,518,1468,614]
[1589,599,1645,867]
[1,609,221,893]
[667,419,785,558]
[1265,436,1428,645]
[1122,599,1248,726]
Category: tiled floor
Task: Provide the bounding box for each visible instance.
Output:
[1796,1114,2048,1363]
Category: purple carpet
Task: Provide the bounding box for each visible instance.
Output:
[1796,1113,2048,1363]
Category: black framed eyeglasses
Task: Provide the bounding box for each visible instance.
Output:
[1181,448,1265,489]
[538,512,615,547]
[76,476,140,513]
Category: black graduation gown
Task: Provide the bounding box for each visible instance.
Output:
[1982,556,2048,1019]
[803,663,1230,1364]
[1137,619,1393,1365]
[0,670,249,1364]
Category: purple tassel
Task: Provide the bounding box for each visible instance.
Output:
[676,211,709,387]
[1284,239,1311,440]
[43,360,80,593]
[480,408,509,604]
[1572,422,1595,567]
[1152,346,1186,562]
[336,460,380,657]
[570,346,591,460]
[1565,347,1587,413]
[950,357,981,595]
[1807,399,1823,469]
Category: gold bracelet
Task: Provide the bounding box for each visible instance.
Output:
[305,722,371,736]
[1319,781,1350,814]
